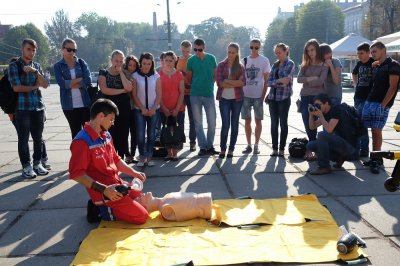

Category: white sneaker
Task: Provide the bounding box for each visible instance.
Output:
[136,160,146,167]
[41,160,52,170]
[146,160,155,167]
[22,165,37,179]
[33,163,49,176]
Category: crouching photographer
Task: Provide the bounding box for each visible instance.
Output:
[307,94,358,175]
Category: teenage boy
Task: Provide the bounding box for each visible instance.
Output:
[8,38,49,178]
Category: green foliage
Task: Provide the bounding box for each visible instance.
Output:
[1,23,50,67]
[263,0,344,66]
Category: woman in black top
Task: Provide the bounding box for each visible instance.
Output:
[98,50,133,158]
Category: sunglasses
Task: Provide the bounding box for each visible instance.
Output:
[193,48,203,52]
[250,46,259,50]
[64,47,77,53]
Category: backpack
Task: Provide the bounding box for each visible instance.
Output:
[340,102,367,138]
[0,63,21,114]
[288,137,308,158]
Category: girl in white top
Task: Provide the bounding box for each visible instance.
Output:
[131,53,162,167]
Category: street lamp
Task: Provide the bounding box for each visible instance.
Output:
[166,0,171,50]
[159,1,181,50]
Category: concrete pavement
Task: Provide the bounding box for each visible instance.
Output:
[0,82,400,265]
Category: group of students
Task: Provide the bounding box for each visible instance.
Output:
[6,35,399,179]
[298,39,400,174]
[56,37,293,167]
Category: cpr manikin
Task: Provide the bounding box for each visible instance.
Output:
[137,192,212,222]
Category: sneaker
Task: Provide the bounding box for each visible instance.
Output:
[137,160,146,167]
[146,160,155,167]
[33,163,49,176]
[86,199,101,223]
[309,166,332,175]
[242,145,252,154]
[207,147,220,155]
[22,165,37,179]
[198,149,208,156]
[41,160,52,170]
[253,146,260,154]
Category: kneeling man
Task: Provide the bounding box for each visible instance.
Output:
[307,94,359,175]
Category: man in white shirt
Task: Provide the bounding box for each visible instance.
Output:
[241,39,271,154]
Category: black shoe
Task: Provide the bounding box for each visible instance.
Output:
[207,148,220,155]
[219,153,226,159]
[198,149,208,156]
[190,143,196,152]
[333,156,346,168]
[86,199,101,223]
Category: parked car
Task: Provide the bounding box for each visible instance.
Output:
[341,72,353,88]
[91,72,99,84]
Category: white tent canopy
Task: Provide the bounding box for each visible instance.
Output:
[386,39,400,53]
[376,31,400,44]
[330,33,372,58]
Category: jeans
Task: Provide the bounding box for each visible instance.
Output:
[219,98,243,151]
[307,131,356,168]
[354,98,369,153]
[134,109,159,160]
[12,119,47,161]
[300,95,317,141]
[63,107,90,139]
[269,98,291,150]
[330,97,342,106]
[184,95,196,144]
[190,96,216,150]
[15,110,45,167]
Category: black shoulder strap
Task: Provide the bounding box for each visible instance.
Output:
[175,56,179,68]
[243,57,247,68]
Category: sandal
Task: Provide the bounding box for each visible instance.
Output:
[227,150,234,158]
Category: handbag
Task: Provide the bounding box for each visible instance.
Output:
[160,117,186,146]
[296,98,301,113]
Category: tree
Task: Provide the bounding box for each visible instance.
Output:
[2,24,50,67]
[263,18,285,61]
[296,0,344,45]
[362,0,400,39]
[45,10,77,49]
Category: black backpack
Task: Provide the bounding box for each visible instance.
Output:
[0,70,18,114]
[340,102,367,138]
[288,137,308,158]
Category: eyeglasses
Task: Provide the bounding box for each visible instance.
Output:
[193,48,203,52]
[250,46,259,50]
[64,47,77,53]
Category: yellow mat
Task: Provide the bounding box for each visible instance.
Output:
[72,194,367,266]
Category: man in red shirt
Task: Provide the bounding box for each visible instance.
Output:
[69,98,148,224]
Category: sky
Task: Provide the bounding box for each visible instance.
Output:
[0,0,309,37]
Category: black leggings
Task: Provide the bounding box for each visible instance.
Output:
[268,98,291,151]
[63,107,90,139]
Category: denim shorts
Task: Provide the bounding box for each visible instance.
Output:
[362,101,390,129]
[241,97,264,120]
